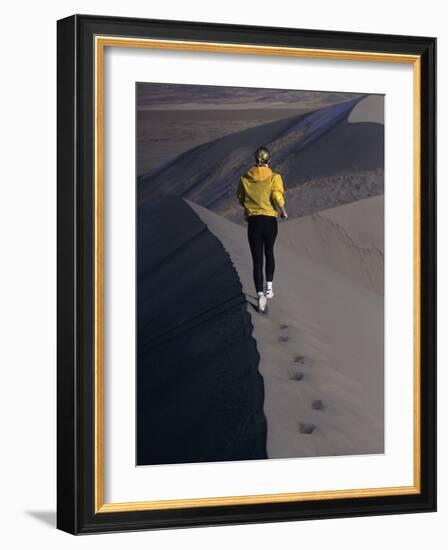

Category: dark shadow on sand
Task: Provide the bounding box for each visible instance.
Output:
[137,194,267,466]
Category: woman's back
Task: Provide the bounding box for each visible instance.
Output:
[237,165,285,218]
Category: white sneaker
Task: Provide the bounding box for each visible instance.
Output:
[265,284,274,299]
[258,293,267,313]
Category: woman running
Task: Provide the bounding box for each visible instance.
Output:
[236,146,288,313]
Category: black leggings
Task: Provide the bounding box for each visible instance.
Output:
[247,215,278,294]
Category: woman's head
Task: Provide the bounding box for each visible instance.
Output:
[255,146,271,166]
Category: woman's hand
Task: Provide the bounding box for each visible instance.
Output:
[280,207,288,220]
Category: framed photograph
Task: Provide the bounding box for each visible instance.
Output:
[57,14,436,534]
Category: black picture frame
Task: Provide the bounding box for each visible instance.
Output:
[57,13,436,535]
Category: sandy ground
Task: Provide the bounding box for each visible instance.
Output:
[279,195,384,294]
[189,198,384,459]
[348,94,385,124]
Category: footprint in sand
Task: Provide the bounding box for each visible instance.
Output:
[288,371,304,381]
[279,324,289,330]
[278,335,290,343]
[299,422,316,434]
[311,399,324,411]
[292,354,312,366]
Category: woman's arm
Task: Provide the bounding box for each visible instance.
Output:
[271,174,288,218]
[237,179,250,220]
[236,178,245,206]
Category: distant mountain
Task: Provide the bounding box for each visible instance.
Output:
[138,96,384,220]
[137,82,362,111]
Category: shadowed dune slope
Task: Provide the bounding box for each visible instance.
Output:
[137,194,267,465]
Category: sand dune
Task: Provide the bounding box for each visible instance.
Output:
[348,94,385,124]
[136,107,311,176]
[137,194,267,465]
[189,199,384,459]
[139,96,384,221]
[279,195,384,294]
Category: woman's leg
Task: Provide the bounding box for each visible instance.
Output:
[247,217,264,294]
[264,217,278,283]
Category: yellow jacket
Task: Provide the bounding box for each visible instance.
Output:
[237,165,285,218]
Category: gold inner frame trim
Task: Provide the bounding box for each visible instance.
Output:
[94,35,422,513]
